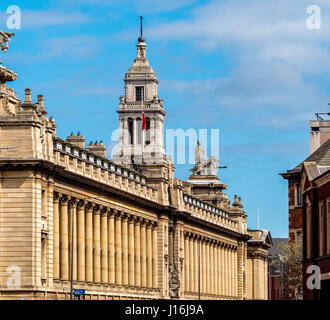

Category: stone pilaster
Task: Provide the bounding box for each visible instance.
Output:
[146,221,153,288]
[134,216,141,287]
[152,222,158,289]
[59,194,70,281]
[85,202,94,283]
[128,214,135,286]
[93,205,101,283]
[77,200,86,282]
[53,192,60,280]
[108,209,115,284]
[100,207,108,284]
[115,210,122,285]
[140,218,147,287]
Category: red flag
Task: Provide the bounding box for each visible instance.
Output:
[142,111,146,131]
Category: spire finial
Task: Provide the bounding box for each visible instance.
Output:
[138,16,145,43]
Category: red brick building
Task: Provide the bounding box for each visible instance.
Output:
[300,147,330,300]
[281,116,330,243]
[281,115,330,299]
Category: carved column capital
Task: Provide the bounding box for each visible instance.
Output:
[53,191,60,202]
[93,204,101,215]
[127,214,135,223]
[85,201,95,211]
[59,194,70,204]
[114,209,122,219]
[100,206,108,217]
[69,197,78,208]
[77,199,87,209]
[151,221,158,228]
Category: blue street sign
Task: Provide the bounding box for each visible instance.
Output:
[74,289,85,296]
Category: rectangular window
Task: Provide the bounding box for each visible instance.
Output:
[128,119,134,144]
[41,234,47,281]
[319,201,324,257]
[136,86,144,102]
[307,207,312,259]
[296,184,302,206]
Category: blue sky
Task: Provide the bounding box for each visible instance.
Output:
[1,0,330,237]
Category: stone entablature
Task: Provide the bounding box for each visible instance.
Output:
[183,193,239,232]
[53,137,158,203]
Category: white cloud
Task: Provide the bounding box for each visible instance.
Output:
[22,9,90,28]
[144,0,330,74]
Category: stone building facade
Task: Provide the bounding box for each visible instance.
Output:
[0,32,272,300]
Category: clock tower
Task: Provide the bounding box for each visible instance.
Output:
[113,17,166,166]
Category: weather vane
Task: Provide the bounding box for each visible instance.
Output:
[0,30,15,53]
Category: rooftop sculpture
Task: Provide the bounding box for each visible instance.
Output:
[0,30,14,53]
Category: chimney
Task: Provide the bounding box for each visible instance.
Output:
[37,94,47,115]
[24,88,32,103]
[21,88,37,113]
[87,140,106,158]
[310,115,330,154]
[66,131,85,149]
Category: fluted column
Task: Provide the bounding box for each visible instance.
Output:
[201,238,206,294]
[234,248,238,297]
[122,213,128,286]
[193,236,198,293]
[141,219,147,287]
[214,242,218,296]
[230,247,233,297]
[232,248,235,297]
[152,222,158,289]
[60,195,70,281]
[101,207,108,284]
[218,244,221,296]
[189,234,194,292]
[146,221,153,288]
[206,239,210,294]
[93,205,101,283]
[77,200,86,282]
[68,198,78,281]
[225,245,229,296]
[134,217,141,287]
[184,233,189,293]
[108,209,115,284]
[221,243,225,296]
[128,215,135,286]
[53,192,60,280]
[85,202,94,282]
[115,211,122,285]
[210,240,214,295]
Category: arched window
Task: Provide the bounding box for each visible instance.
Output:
[145,117,150,145]
[128,118,134,145]
[136,117,142,144]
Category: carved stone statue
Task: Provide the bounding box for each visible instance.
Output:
[168,264,180,297]
[0,31,15,53]
[190,141,221,176]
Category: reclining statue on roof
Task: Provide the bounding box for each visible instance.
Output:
[190,140,221,176]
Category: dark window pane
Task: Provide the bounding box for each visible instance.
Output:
[136,86,144,102]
